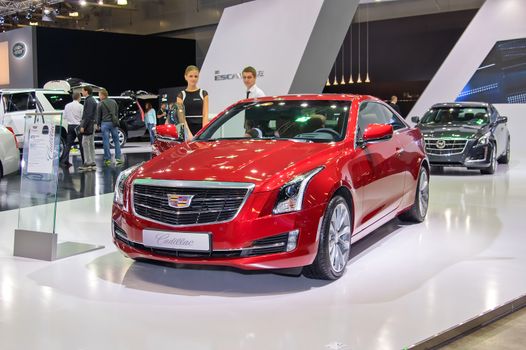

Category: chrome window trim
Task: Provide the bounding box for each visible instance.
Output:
[132,179,255,228]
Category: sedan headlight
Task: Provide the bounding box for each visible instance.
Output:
[273,167,324,214]
[114,162,143,207]
[477,132,491,145]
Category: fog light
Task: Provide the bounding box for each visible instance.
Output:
[287,230,299,252]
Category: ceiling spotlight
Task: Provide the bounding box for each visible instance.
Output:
[43,8,52,15]
[98,0,104,4]
[26,13,32,20]
[80,0,87,6]
[117,0,128,5]
[69,11,79,17]
[0,16,4,25]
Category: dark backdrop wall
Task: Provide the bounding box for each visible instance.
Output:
[324,10,478,117]
[36,27,196,95]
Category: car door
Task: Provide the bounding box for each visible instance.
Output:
[351,101,406,231]
[2,92,36,146]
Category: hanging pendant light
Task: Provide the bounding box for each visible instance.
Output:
[365,5,371,83]
[333,57,339,86]
[326,78,331,86]
[356,13,362,84]
[340,39,346,85]
[348,22,354,84]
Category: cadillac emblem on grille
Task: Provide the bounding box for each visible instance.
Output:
[167,194,194,208]
[436,140,446,149]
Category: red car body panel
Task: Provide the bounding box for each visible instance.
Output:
[112,94,427,270]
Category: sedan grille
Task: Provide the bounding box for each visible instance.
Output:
[132,180,253,226]
[425,138,468,156]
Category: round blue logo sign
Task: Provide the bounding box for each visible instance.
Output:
[12,42,27,59]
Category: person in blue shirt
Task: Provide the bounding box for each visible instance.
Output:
[144,102,156,144]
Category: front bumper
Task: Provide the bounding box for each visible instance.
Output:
[426,140,492,168]
[111,193,325,270]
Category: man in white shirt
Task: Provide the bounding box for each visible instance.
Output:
[242,66,265,99]
[61,92,84,167]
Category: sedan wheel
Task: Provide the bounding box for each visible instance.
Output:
[303,196,351,280]
[399,166,429,223]
[109,128,127,148]
[481,145,496,174]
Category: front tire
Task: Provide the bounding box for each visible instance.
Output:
[303,196,352,280]
[399,166,429,223]
[497,137,510,164]
[481,144,497,174]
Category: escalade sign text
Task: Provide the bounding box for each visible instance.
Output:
[214,70,264,81]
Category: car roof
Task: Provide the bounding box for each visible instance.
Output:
[0,88,70,94]
[240,94,374,102]
[431,102,490,108]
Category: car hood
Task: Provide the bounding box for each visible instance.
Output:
[133,139,337,191]
[417,124,487,139]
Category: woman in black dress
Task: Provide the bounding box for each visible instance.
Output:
[176,65,209,139]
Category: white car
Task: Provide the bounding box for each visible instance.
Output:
[0,125,20,178]
[0,89,72,153]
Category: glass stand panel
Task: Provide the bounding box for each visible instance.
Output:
[14,112,104,261]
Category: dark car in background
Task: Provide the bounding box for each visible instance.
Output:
[412,102,510,174]
[93,96,147,148]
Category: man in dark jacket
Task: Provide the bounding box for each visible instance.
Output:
[79,86,97,171]
[96,88,122,166]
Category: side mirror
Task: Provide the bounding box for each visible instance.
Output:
[360,123,393,145]
[411,116,420,123]
[154,124,179,141]
[497,116,508,124]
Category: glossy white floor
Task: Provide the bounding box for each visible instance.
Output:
[1,154,526,350]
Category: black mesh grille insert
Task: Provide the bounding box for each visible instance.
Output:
[133,184,249,226]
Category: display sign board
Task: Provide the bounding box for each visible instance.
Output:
[27,123,55,174]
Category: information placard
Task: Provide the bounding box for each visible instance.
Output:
[27,123,55,174]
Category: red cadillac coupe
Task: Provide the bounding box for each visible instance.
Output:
[112,95,429,280]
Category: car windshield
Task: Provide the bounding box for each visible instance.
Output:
[43,93,73,110]
[420,107,489,126]
[196,100,350,142]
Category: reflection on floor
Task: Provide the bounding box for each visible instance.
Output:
[0,145,151,211]
[0,153,525,350]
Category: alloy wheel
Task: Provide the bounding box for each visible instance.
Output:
[418,169,429,218]
[328,203,351,273]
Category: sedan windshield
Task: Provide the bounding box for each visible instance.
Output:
[420,107,489,126]
[197,100,350,142]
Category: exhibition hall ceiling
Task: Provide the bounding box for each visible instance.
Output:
[0,0,485,35]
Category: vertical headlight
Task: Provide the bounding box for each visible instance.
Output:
[114,162,143,207]
[273,167,324,214]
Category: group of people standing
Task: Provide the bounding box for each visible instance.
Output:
[61,64,266,167]
[61,86,123,171]
[143,65,265,144]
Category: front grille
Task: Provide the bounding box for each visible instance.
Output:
[133,181,251,226]
[425,138,468,156]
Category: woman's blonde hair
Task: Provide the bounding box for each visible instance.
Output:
[185,65,200,76]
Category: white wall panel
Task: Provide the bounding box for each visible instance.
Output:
[199,0,358,114]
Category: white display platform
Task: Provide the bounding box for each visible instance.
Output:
[1,153,525,349]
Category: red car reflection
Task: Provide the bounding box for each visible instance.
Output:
[112,95,429,280]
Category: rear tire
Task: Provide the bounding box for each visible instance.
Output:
[303,196,352,280]
[110,127,127,148]
[399,166,429,223]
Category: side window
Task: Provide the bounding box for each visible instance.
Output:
[380,105,406,130]
[6,93,31,112]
